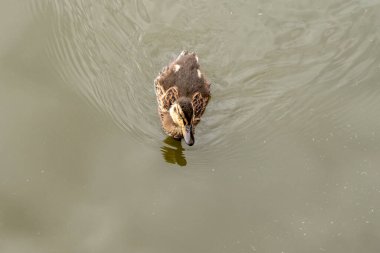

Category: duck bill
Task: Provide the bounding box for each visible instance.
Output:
[182,125,194,146]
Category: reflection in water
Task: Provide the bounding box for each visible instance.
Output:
[161,137,187,166]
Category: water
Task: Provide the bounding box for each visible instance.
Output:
[1,0,380,252]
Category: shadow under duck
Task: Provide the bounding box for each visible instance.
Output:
[154,51,211,146]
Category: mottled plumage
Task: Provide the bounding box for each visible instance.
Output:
[154,51,211,146]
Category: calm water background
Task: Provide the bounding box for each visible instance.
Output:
[1,0,380,252]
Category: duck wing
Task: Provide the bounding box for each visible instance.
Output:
[192,91,209,125]
[155,80,179,112]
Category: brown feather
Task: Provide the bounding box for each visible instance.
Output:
[154,51,211,141]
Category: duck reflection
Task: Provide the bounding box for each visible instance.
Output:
[161,137,187,166]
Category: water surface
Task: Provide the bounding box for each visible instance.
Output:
[1,0,380,252]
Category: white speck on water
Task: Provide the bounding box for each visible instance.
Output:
[330,221,334,224]
[26,178,30,182]
[258,12,263,15]
[40,169,45,174]
[250,245,257,251]
[211,168,215,172]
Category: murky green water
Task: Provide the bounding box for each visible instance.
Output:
[1,0,380,252]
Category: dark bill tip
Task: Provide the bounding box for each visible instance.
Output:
[183,125,194,146]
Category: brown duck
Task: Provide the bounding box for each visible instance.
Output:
[154,51,211,146]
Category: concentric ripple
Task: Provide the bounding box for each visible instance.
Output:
[30,0,161,144]
[29,0,380,163]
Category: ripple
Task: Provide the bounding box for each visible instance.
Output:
[30,0,162,145]
[29,0,380,164]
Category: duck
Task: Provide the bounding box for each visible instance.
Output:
[154,50,211,146]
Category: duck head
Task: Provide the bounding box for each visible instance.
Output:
[169,97,194,146]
